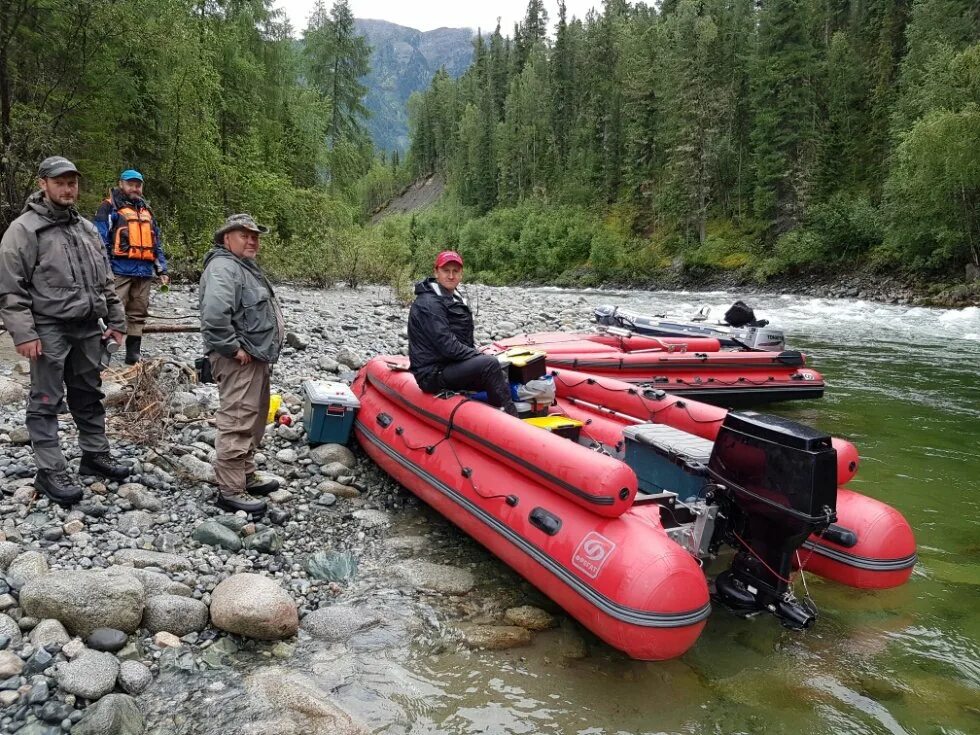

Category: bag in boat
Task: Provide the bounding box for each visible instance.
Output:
[515,376,556,415]
[723,300,757,327]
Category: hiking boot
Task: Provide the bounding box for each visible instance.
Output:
[125,335,142,365]
[35,470,83,507]
[245,472,280,496]
[79,452,130,480]
[217,491,267,517]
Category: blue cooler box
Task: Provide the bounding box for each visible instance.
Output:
[623,423,714,501]
[304,380,360,445]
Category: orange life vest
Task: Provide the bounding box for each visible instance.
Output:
[110,203,156,261]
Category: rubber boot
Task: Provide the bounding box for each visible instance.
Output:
[125,335,142,365]
[35,470,83,507]
[79,451,130,480]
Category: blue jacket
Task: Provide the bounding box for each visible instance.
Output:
[94,188,167,278]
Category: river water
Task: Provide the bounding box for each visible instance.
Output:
[145,290,980,735]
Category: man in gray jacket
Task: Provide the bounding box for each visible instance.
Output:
[0,156,130,506]
[199,214,285,516]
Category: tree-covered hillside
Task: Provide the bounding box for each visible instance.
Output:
[404,0,980,286]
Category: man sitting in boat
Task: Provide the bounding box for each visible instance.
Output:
[408,250,518,416]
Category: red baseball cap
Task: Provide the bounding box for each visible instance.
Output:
[435,250,463,268]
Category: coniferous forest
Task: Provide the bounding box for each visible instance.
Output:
[404,0,980,289]
[0,0,409,281]
[0,0,977,292]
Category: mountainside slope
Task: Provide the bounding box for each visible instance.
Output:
[356,19,473,154]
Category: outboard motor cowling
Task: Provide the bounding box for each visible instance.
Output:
[708,411,837,629]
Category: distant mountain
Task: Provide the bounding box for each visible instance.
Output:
[356,19,474,154]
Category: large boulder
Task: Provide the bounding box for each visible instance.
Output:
[141,595,208,636]
[20,568,145,636]
[209,574,298,640]
[73,692,145,734]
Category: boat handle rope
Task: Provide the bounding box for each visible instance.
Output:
[388,398,515,503]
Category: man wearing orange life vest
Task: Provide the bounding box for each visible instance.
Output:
[94,169,168,364]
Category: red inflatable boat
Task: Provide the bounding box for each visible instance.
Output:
[353,358,915,660]
[487,332,825,406]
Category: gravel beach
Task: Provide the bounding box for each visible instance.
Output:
[0,283,593,734]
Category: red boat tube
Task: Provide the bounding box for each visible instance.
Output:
[797,489,917,589]
[353,358,711,660]
[488,333,824,406]
[361,360,637,517]
[494,332,723,354]
[550,368,859,485]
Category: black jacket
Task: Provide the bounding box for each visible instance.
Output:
[408,278,480,391]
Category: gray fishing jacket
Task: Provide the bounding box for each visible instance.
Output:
[199,245,284,363]
[0,191,125,345]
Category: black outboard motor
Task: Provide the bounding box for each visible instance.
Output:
[708,411,837,629]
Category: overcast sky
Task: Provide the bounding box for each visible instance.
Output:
[277,0,601,35]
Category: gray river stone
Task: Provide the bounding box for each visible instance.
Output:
[459,624,533,651]
[243,528,283,554]
[113,549,193,572]
[117,510,155,534]
[108,566,192,598]
[192,520,242,552]
[20,568,145,636]
[73,692,145,735]
[6,550,48,590]
[56,648,120,700]
[177,454,216,483]
[87,627,128,653]
[305,551,358,582]
[117,659,153,696]
[116,483,162,512]
[0,541,20,571]
[504,605,557,631]
[309,443,355,468]
[300,605,380,642]
[210,573,298,640]
[245,667,370,735]
[141,595,208,636]
[0,377,26,405]
[28,618,71,648]
[0,650,23,677]
[0,613,22,648]
[352,509,390,528]
[391,561,475,594]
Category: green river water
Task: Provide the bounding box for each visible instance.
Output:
[367,292,980,735]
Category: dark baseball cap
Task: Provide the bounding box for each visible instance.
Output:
[38,156,80,179]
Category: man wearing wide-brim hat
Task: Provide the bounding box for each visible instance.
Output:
[199,213,285,516]
[0,156,130,506]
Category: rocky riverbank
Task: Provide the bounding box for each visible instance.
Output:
[0,284,596,735]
